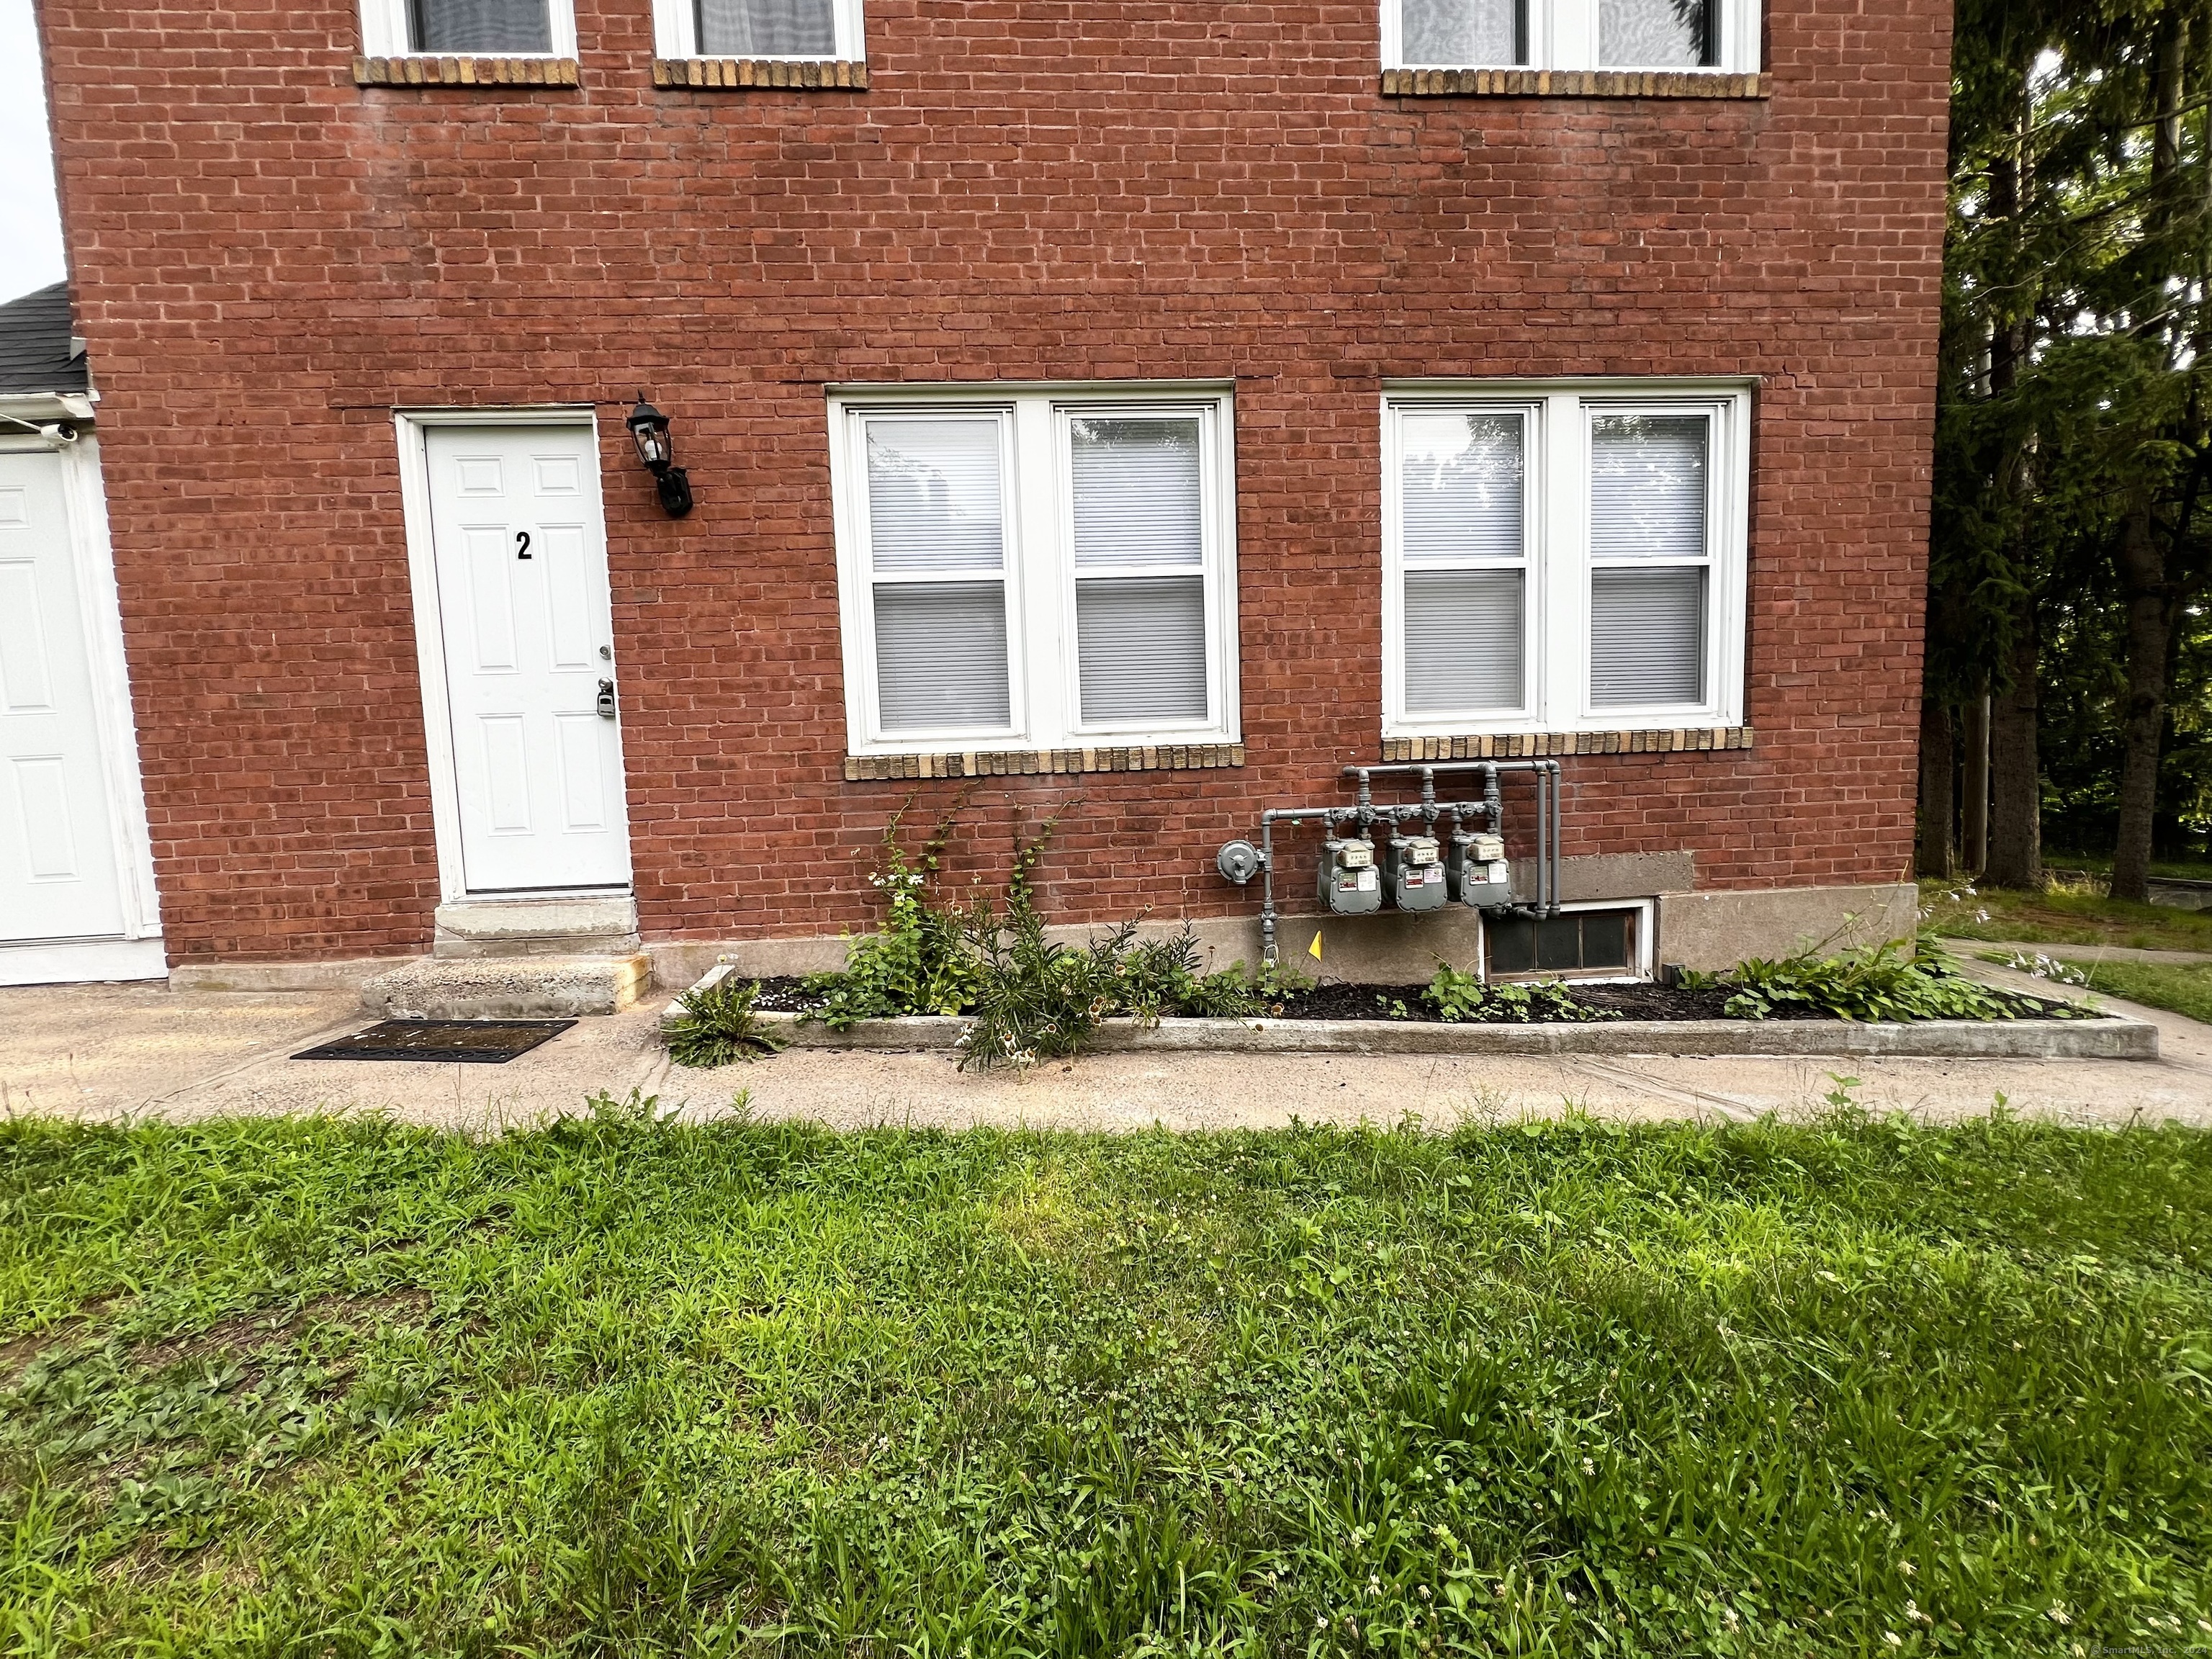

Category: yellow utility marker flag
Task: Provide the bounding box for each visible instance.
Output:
[1308,930,1324,961]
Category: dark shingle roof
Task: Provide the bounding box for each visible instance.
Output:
[0,282,89,397]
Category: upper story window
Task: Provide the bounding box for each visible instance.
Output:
[359,0,577,56]
[652,0,866,59]
[1384,0,1755,72]
[1381,382,1749,737]
[829,385,1240,756]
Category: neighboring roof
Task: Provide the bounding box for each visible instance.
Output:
[0,282,90,397]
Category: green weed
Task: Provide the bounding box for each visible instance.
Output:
[1687,935,2085,1021]
[662,975,787,1067]
[1424,961,1620,1023]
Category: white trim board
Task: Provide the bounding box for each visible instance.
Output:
[392,406,629,907]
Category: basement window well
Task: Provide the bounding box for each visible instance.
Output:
[1483,900,1653,981]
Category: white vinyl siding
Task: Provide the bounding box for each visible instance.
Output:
[1382,382,1748,738]
[651,0,863,58]
[831,387,1238,755]
[358,0,576,55]
[1380,0,1754,72]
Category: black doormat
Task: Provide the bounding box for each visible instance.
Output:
[293,1020,577,1064]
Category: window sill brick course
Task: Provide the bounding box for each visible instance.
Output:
[353,55,580,87]
[651,58,870,89]
[1380,68,1761,97]
[1382,728,1754,760]
[845,743,1245,781]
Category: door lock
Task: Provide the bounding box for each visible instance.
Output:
[596,680,616,719]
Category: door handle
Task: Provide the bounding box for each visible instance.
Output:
[596,680,616,719]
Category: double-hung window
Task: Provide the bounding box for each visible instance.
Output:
[652,0,864,60]
[830,386,1239,755]
[360,0,575,56]
[1382,382,1748,737]
[1383,0,1756,73]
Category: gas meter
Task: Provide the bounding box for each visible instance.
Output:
[1448,830,1513,909]
[1383,832,1447,912]
[1318,834,1381,915]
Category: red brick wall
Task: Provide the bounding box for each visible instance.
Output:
[36,0,1950,962]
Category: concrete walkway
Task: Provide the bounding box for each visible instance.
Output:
[4,969,2210,1133]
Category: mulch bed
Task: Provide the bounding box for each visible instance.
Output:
[742,976,2088,1025]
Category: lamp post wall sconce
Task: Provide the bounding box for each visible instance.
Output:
[625,395,695,518]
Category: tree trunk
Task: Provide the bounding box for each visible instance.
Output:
[1917,696,1956,878]
[1962,691,1990,874]
[2113,498,2175,903]
[1985,600,2042,888]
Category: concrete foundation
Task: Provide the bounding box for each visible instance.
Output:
[647,873,1917,987]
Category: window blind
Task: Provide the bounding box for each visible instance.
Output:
[1076,577,1208,722]
[1401,413,1523,563]
[1587,413,1709,708]
[873,583,1012,732]
[1399,0,1524,66]
[1590,567,1706,706]
[1069,416,1210,725]
[866,420,1004,574]
[1599,0,1713,67]
[1404,569,1524,712]
[1070,418,1202,569]
[1589,414,1706,559]
[865,418,1011,733]
[696,0,836,57]
[411,0,552,52]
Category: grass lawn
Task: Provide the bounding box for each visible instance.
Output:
[2006,956,2212,1026]
[5,1100,2212,1656]
[1921,877,2212,953]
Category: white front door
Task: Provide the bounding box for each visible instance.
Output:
[0,447,135,945]
[423,424,631,894]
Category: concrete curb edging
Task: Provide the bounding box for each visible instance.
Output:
[665,968,2159,1061]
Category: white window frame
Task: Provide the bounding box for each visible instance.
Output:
[1380,0,1758,73]
[652,0,866,60]
[1382,379,1750,739]
[359,0,578,58]
[829,382,1240,757]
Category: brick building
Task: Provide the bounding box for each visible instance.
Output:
[21,0,1947,999]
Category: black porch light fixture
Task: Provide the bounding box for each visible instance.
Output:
[626,395,694,518]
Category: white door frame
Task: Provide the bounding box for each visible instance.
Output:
[0,395,166,984]
[395,405,630,905]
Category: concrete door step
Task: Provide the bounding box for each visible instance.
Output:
[361,953,652,1019]
[432,895,642,960]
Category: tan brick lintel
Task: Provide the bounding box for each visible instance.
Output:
[353,55,581,87]
[1380,68,1762,98]
[1382,728,1755,760]
[651,58,870,90]
[845,743,1246,782]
